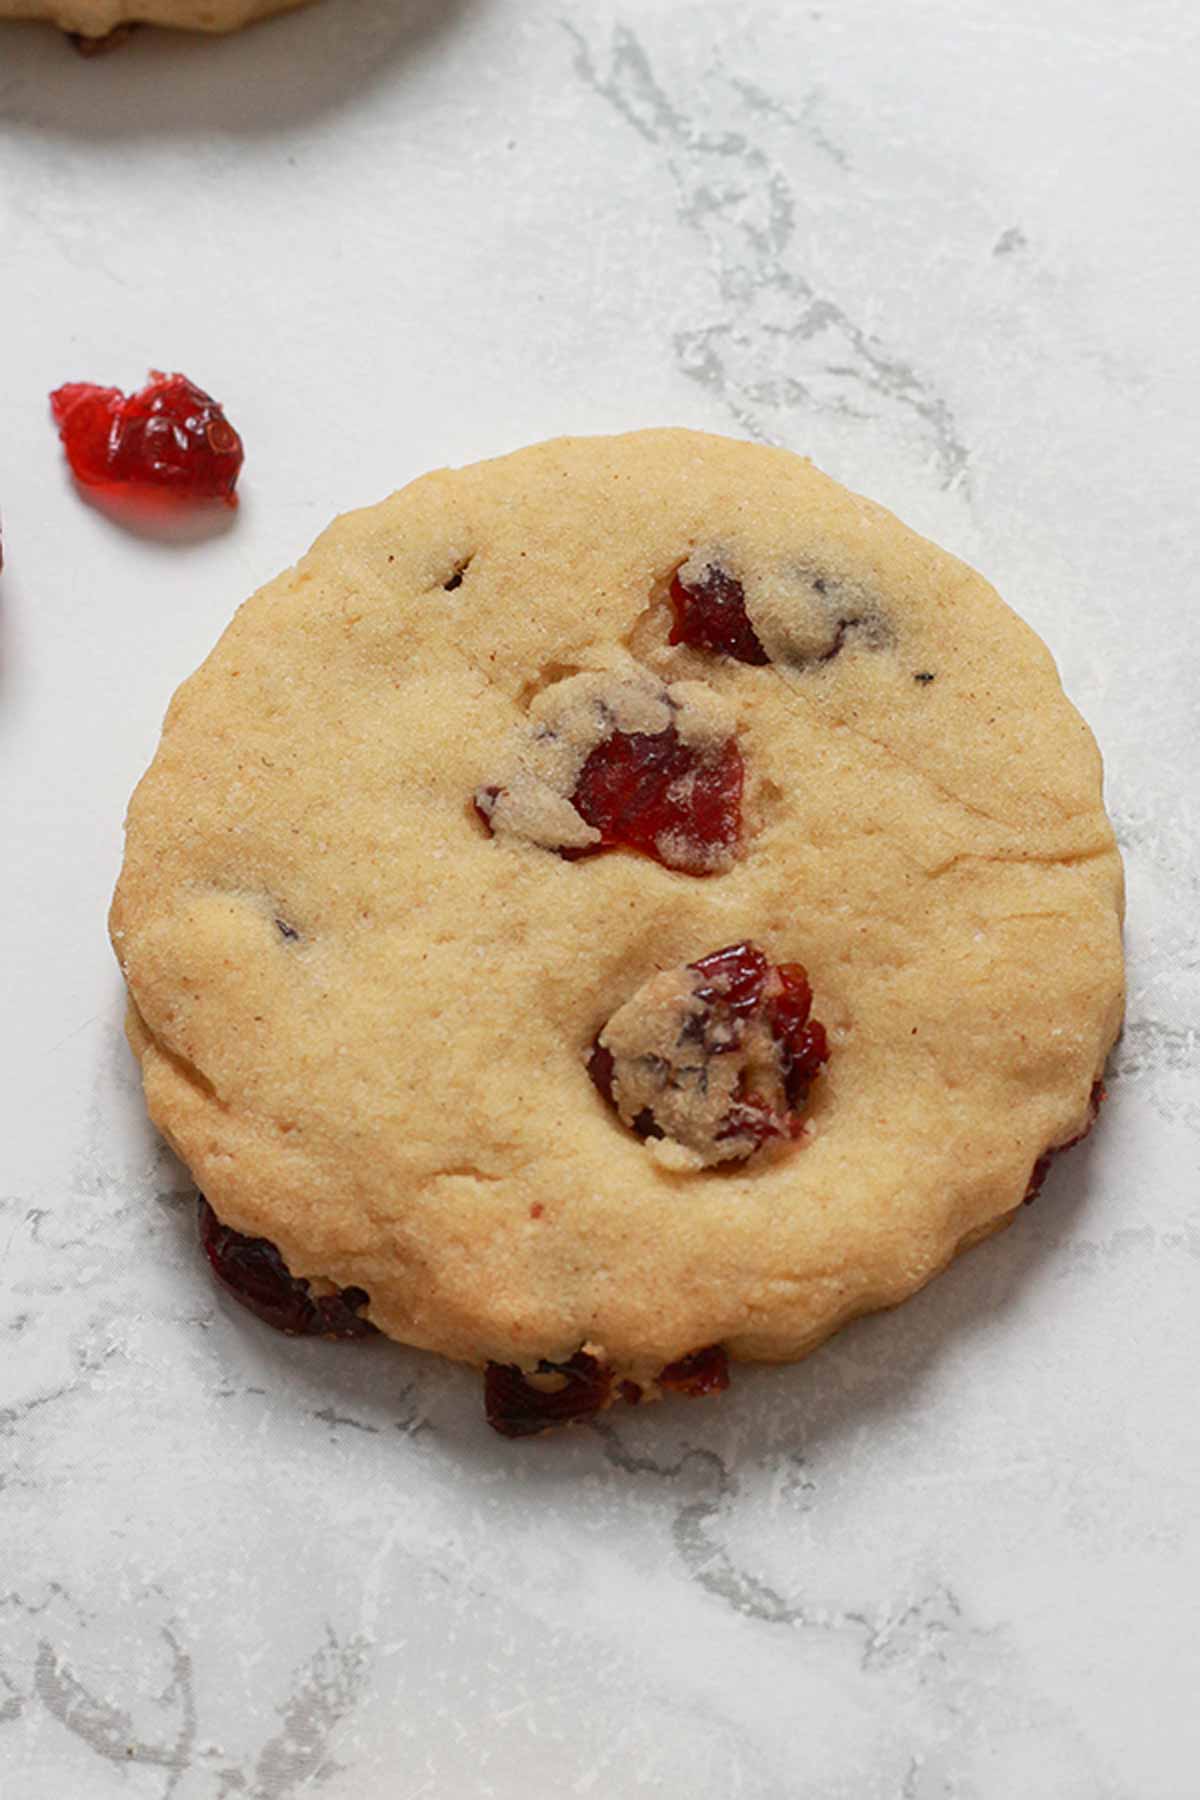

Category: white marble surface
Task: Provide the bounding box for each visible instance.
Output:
[2,2,1199,1794]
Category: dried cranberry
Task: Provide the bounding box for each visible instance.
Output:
[780,1019,830,1106]
[197,1196,377,1339]
[767,965,830,1106]
[586,1042,617,1104]
[564,726,743,876]
[484,1352,612,1438]
[1023,1082,1106,1204]
[689,940,770,1020]
[668,565,768,665]
[589,940,830,1164]
[50,371,244,505]
[715,1091,786,1150]
[659,1345,731,1398]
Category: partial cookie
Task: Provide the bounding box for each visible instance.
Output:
[0,0,306,37]
[110,429,1124,1432]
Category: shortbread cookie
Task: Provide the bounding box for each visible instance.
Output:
[110,429,1124,1433]
[0,0,305,36]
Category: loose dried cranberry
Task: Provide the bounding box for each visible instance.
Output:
[484,1352,612,1438]
[197,1196,377,1339]
[1023,1082,1106,1204]
[659,1345,731,1398]
[50,371,244,505]
[564,726,743,875]
[668,565,768,665]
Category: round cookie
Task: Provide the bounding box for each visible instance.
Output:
[110,429,1124,1425]
[0,0,306,37]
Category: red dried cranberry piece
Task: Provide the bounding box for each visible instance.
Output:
[586,1042,617,1104]
[589,940,829,1162]
[484,1352,612,1439]
[50,371,244,505]
[668,565,769,665]
[197,1196,377,1339]
[780,1018,830,1106]
[767,965,829,1106]
[715,1091,787,1149]
[564,726,743,875]
[1023,1082,1106,1204]
[689,940,770,1020]
[659,1345,731,1398]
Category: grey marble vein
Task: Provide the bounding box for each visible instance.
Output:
[33,1628,195,1797]
[241,1629,371,1800]
[565,22,969,483]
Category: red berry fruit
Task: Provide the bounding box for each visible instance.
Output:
[198,1196,377,1339]
[50,371,244,505]
[669,564,768,664]
[565,725,744,875]
[659,1345,731,1397]
[484,1352,612,1438]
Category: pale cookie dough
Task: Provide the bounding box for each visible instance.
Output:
[110,428,1125,1404]
[0,0,307,37]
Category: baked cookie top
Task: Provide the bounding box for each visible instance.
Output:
[0,0,305,35]
[111,429,1124,1384]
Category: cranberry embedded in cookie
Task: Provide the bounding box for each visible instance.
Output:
[476,666,744,875]
[1023,1082,1106,1204]
[483,1345,731,1435]
[668,561,769,664]
[589,940,829,1168]
[50,371,244,505]
[659,1345,731,1397]
[565,726,743,872]
[198,1197,377,1339]
[484,1352,612,1438]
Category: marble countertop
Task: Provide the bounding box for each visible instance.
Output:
[2,2,1198,1794]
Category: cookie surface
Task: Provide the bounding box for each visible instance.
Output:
[110,429,1124,1390]
[0,0,305,35]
